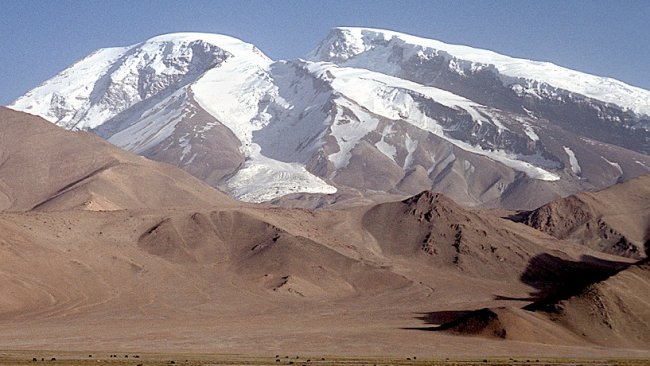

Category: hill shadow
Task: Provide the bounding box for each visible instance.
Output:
[403,309,496,332]
[518,253,629,312]
[405,252,632,331]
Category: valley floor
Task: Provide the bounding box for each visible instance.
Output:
[2,312,650,359]
[1,204,648,360]
[0,350,649,366]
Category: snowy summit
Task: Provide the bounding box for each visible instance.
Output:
[9,28,650,209]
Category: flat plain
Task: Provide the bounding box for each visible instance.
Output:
[1,351,649,366]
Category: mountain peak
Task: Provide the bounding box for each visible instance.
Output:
[9,31,271,131]
[141,32,271,61]
[144,31,244,43]
[310,27,650,117]
[306,27,369,62]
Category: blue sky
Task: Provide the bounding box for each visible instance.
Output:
[1,0,649,105]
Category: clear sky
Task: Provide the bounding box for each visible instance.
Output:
[1,0,649,105]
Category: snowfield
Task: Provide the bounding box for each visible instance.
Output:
[9,28,650,204]
[310,27,650,117]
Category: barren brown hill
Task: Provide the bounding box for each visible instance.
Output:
[0,107,233,211]
[427,176,650,348]
[517,173,650,258]
[362,191,558,280]
[0,195,644,357]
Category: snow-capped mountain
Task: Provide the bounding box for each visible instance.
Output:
[11,33,337,202]
[310,28,650,118]
[308,28,650,150]
[9,28,650,208]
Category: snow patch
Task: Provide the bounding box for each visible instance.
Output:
[481,110,510,132]
[327,98,380,172]
[428,148,455,175]
[491,117,508,132]
[186,152,198,165]
[522,107,537,119]
[404,134,418,169]
[563,146,582,175]
[522,123,539,141]
[601,156,622,175]
[179,133,192,161]
[375,124,397,162]
[452,140,559,181]
[463,160,476,174]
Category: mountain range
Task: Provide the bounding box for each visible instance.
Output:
[9,27,650,209]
